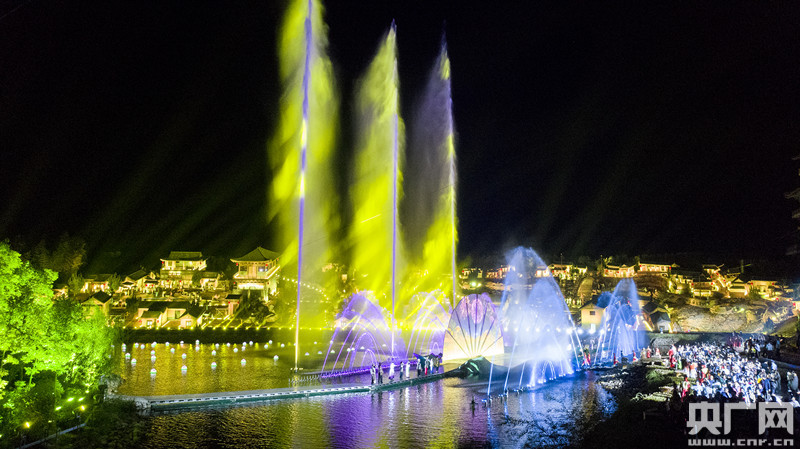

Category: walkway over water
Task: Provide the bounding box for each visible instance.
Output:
[116,368,458,415]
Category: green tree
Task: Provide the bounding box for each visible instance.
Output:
[0,241,117,434]
[0,241,58,388]
[191,270,203,288]
[107,273,121,293]
[67,272,85,297]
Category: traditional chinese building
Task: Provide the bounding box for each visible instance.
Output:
[231,246,281,296]
[159,251,207,288]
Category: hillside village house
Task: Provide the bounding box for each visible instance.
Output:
[580,299,604,332]
[603,264,635,278]
[160,251,207,288]
[132,301,200,329]
[637,262,675,276]
[548,264,588,280]
[82,274,113,293]
[81,291,113,315]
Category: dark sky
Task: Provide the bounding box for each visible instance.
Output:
[2,1,799,274]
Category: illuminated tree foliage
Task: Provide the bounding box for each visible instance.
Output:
[0,241,117,436]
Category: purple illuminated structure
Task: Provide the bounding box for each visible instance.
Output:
[322,293,405,373]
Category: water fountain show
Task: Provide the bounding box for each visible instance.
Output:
[262,0,589,391]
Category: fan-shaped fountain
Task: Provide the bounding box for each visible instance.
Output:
[442,293,504,361]
[402,291,451,359]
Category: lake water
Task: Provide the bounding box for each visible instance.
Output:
[118,343,616,448]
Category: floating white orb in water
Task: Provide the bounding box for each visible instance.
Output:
[196,340,200,344]
[330,350,335,354]
[273,355,279,361]
[241,359,246,365]
[360,346,365,350]
[170,348,175,354]
[211,350,216,356]
[151,350,156,355]
[314,341,317,345]
[280,344,284,348]
[152,342,157,347]
[125,353,131,359]
[181,353,187,359]
[180,341,184,345]
[241,346,245,352]
[318,351,322,355]
[150,368,156,376]
[181,365,187,372]
[131,358,137,365]
[215,343,220,348]
[233,348,238,353]
[195,346,200,351]
[226,343,231,347]
[165,342,170,346]
[249,341,253,346]
[150,356,156,362]
[269,340,273,345]
[304,352,309,356]
[211,362,217,369]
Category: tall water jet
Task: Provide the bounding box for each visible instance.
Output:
[269,0,339,370]
[497,248,583,386]
[593,278,646,365]
[404,38,459,307]
[349,24,405,356]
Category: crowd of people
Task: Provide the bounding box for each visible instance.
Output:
[660,338,800,407]
[369,355,441,385]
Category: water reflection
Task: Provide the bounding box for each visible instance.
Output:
[138,372,615,448]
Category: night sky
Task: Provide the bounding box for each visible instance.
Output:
[2,1,799,274]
